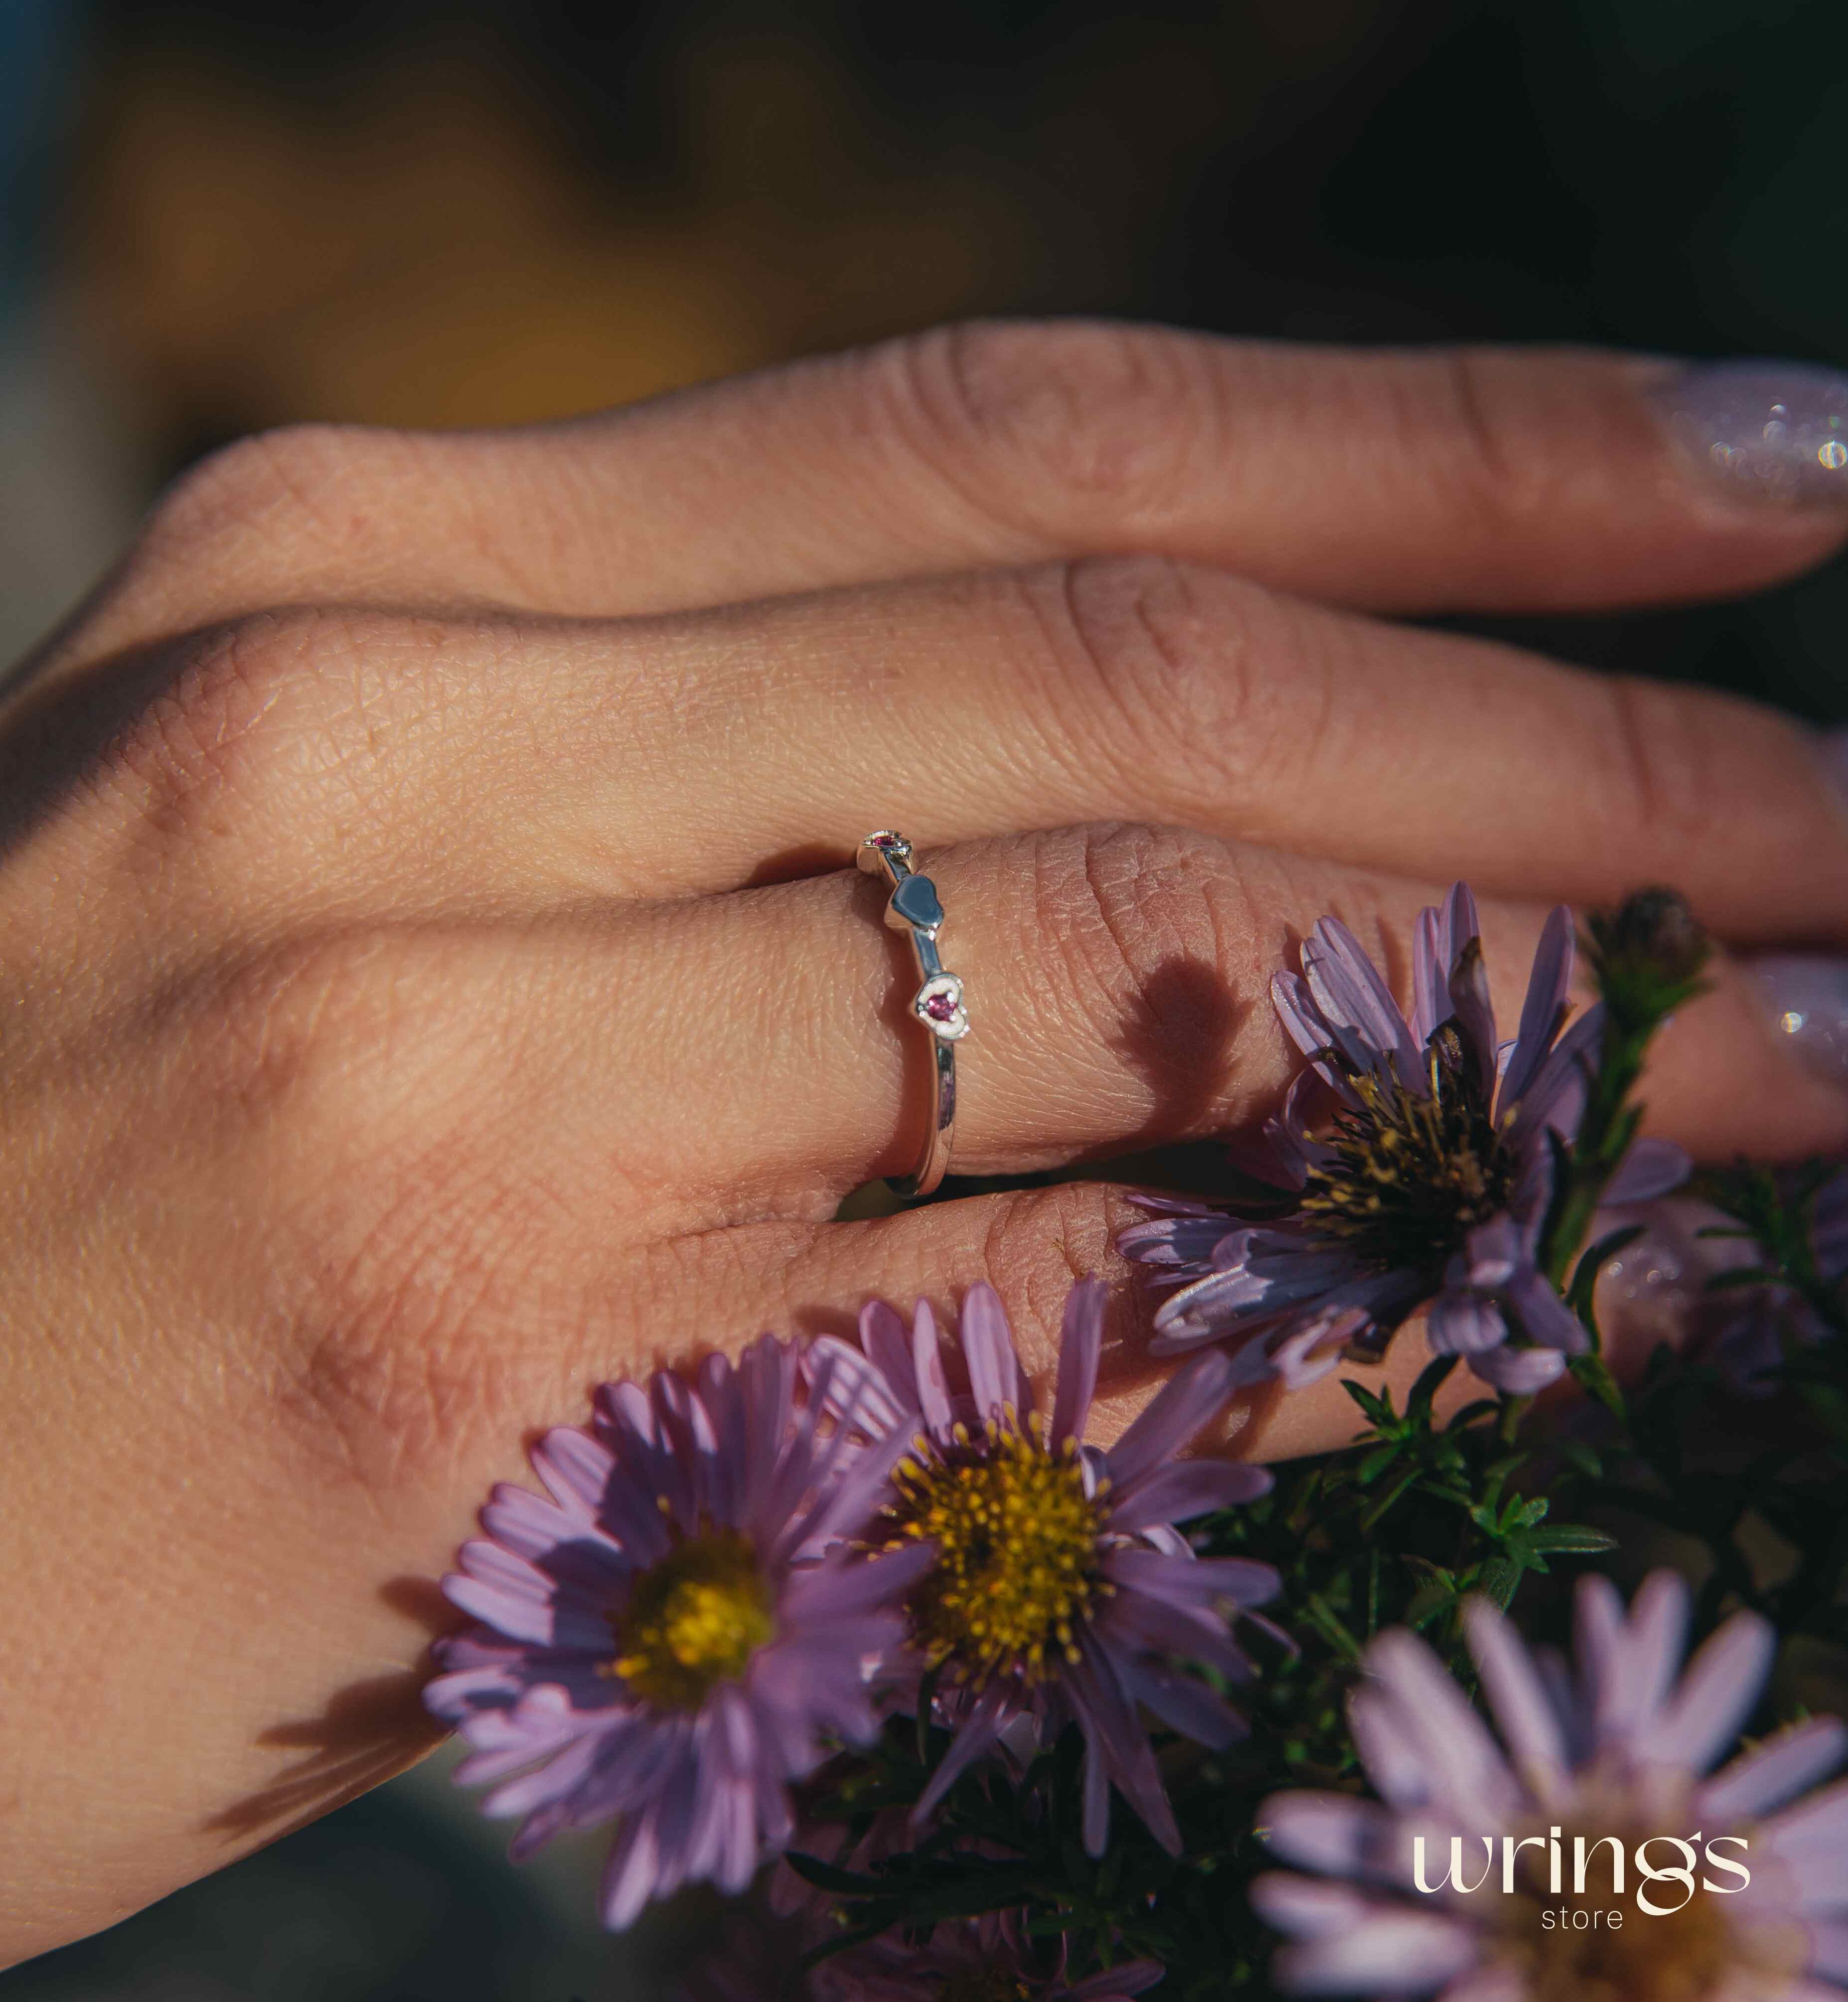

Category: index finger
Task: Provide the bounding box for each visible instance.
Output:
[52,329,1848,663]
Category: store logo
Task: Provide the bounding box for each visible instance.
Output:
[1412,1831,1750,1918]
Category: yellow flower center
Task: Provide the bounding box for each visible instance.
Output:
[1298,1031,1514,1274]
[606,1528,776,1711]
[884,1420,1106,1690]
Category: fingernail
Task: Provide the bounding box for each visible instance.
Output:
[1747,954,1848,1089]
[1648,360,1848,509]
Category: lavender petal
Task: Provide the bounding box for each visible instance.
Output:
[1051,1276,1105,1453]
[1633,1608,1775,1773]
[1259,1792,1393,1876]
[1465,1344,1566,1393]
[1273,1910,1480,1996]
[959,1283,1024,1422]
[1463,1598,1568,1780]
[1600,1134,1693,1205]
[911,1297,954,1437]
[1698,1717,1848,1823]
[1497,903,1574,1113]
[1106,1457,1272,1530]
[1103,1348,1235,1492]
[1425,1288,1509,1356]
[1305,916,1423,1087]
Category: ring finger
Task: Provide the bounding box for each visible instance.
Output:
[453,825,1848,1225]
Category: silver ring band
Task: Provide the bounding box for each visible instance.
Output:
[857,830,967,1197]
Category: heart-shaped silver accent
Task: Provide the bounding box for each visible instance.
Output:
[888,872,945,936]
[913,974,969,1041]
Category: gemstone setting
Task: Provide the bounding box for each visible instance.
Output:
[858,829,914,870]
[914,974,970,1041]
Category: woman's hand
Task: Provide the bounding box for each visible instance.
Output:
[4,324,1847,1962]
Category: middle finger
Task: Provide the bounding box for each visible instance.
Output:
[106,558,1848,944]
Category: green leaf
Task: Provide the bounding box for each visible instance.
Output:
[1404,1576,1459,1629]
[1340,1379,1392,1424]
[1301,1593,1364,1663]
[1477,1557,1524,1608]
[784,1852,887,1895]
[1567,1351,1626,1418]
[1406,1354,1459,1423]
[800,1914,913,1970]
[1565,1223,1645,1356]
[1703,1267,1778,1293]
[1356,1443,1402,1486]
[1443,1398,1500,1435]
[1525,1525,1619,1556]
[1356,1463,1422,1533]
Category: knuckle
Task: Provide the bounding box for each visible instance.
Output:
[1031,821,1239,1038]
[1602,673,1712,851]
[976,1185,1115,1346]
[88,608,380,858]
[1027,555,1299,799]
[103,615,313,836]
[140,424,363,555]
[1423,347,1554,539]
[1045,553,1213,728]
[875,318,1217,523]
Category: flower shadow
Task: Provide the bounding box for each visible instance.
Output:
[200,1573,454,1840]
[1108,952,1244,1149]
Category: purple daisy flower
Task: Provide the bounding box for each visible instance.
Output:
[1118,883,1688,1394]
[809,1916,1164,2002]
[1252,1569,1848,2000]
[808,1279,1281,1857]
[423,1335,933,1930]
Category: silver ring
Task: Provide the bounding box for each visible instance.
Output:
[858,830,968,1197]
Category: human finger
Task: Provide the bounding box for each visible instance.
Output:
[486,556,1848,939]
[530,828,1848,1209]
[43,566,1848,948]
[589,1186,1621,1472]
[35,330,1848,671]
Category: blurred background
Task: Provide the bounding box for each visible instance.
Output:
[0,0,1843,1994]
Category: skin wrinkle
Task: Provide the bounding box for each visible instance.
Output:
[891,323,1206,550]
[1599,671,1778,894]
[1440,346,1525,533]
[1603,671,1669,858]
[1061,556,1227,796]
[888,321,1083,548]
[958,572,1083,805]
[1069,826,1230,1133]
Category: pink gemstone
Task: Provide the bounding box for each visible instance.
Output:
[923,992,959,1023]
